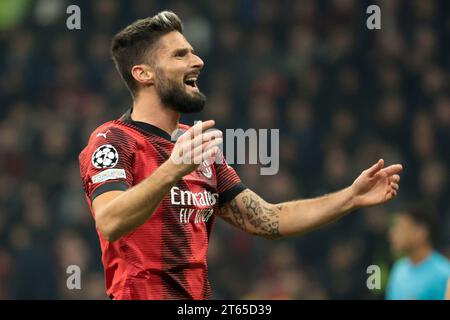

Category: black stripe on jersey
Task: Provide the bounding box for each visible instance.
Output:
[90,181,129,201]
[218,182,247,206]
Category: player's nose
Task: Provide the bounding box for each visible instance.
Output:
[191,53,204,70]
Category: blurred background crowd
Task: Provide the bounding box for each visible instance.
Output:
[0,0,449,299]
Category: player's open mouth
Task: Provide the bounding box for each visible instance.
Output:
[184,75,199,92]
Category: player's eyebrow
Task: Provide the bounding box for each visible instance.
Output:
[172,47,195,57]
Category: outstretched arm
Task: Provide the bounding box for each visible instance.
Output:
[217,159,402,239]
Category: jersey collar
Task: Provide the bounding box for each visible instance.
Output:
[121,108,174,142]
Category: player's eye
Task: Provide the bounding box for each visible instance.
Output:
[174,50,188,58]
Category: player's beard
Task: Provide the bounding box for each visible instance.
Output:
[155,68,206,114]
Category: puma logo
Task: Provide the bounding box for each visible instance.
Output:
[96,130,111,139]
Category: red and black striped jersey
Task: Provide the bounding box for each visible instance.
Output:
[79,109,246,300]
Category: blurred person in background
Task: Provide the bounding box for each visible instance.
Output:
[387,205,450,299]
[447,279,450,300]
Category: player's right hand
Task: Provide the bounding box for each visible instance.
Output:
[168,120,222,178]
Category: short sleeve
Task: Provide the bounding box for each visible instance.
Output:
[214,153,247,206]
[79,126,135,202]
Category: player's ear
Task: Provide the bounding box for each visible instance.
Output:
[131,64,154,86]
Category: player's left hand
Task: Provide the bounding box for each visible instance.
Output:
[351,159,403,208]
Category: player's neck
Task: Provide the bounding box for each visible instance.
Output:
[408,243,433,265]
[131,93,180,136]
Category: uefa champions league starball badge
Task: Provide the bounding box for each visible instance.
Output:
[92,144,119,169]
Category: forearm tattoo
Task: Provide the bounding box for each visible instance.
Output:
[218,190,282,240]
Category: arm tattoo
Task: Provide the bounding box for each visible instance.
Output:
[218,190,282,240]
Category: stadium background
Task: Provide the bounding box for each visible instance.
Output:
[0,0,449,299]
